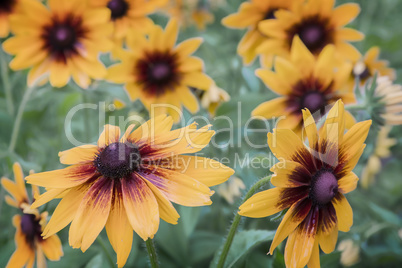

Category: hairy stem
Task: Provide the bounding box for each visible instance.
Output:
[145,238,159,268]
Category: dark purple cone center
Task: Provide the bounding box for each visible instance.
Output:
[20,214,42,248]
[107,0,129,20]
[301,92,325,113]
[299,24,325,51]
[48,25,77,50]
[95,142,141,179]
[311,171,338,205]
[354,67,371,81]
[150,63,171,81]
[0,0,15,13]
[264,8,278,20]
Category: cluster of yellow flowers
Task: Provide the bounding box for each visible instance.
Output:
[0,0,399,268]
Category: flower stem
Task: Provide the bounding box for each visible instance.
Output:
[8,84,36,153]
[0,46,14,116]
[97,236,115,268]
[216,175,272,268]
[145,238,159,268]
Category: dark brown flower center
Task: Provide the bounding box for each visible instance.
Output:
[0,0,16,13]
[136,51,180,96]
[107,0,129,20]
[42,15,87,63]
[264,8,278,20]
[20,214,42,248]
[301,92,326,113]
[310,170,338,205]
[95,142,141,179]
[353,62,371,81]
[288,16,333,54]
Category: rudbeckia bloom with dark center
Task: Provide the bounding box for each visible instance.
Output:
[1,163,63,268]
[26,115,234,268]
[253,37,356,136]
[350,46,396,87]
[256,0,364,63]
[222,0,301,67]
[89,0,167,39]
[106,19,214,122]
[2,0,113,88]
[240,101,372,268]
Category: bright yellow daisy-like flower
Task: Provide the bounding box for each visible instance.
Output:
[253,37,355,136]
[0,0,23,37]
[107,19,213,122]
[240,100,372,268]
[1,163,63,268]
[222,0,300,66]
[351,46,396,87]
[2,0,113,88]
[89,0,167,38]
[26,115,234,267]
[257,0,364,66]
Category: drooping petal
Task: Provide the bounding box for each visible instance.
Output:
[332,193,353,232]
[121,174,159,241]
[105,183,133,268]
[40,234,63,261]
[69,177,113,251]
[318,223,338,254]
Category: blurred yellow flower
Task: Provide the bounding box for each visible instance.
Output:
[257,0,363,67]
[217,176,245,204]
[361,126,396,188]
[1,163,63,268]
[27,115,233,267]
[2,0,113,88]
[351,47,395,87]
[106,19,213,122]
[222,0,300,66]
[337,239,360,267]
[253,37,355,136]
[201,83,230,116]
[0,0,23,37]
[240,101,371,268]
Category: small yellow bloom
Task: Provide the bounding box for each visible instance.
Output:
[1,163,63,268]
[239,101,371,268]
[337,239,360,267]
[201,83,230,116]
[2,0,113,88]
[253,37,356,136]
[107,19,214,122]
[27,115,234,267]
[351,47,395,87]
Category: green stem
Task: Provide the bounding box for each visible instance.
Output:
[216,175,272,268]
[97,236,115,268]
[145,238,159,268]
[8,84,36,153]
[345,103,367,112]
[0,46,14,116]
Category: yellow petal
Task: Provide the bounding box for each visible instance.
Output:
[252,97,289,119]
[332,194,353,232]
[318,223,338,254]
[31,188,67,209]
[290,36,315,76]
[26,164,96,188]
[337,28,364,41]
[58,145,98,165]
[163,18,179,49]
[342,120,372,161]
[314,45,335,89]
[268,128,306,160]
[181,72,213,90]
[255,69,292,95]
[98,124,121,148]
[175,37,203,58]
[49,61,71,88]
[302,109,318,149]
[270,161,311,188]
[332,4,360,27]
[238,188,282,218]
[338,172,358,194]
[121,175,159,241]
[105,187,133,268]
[40,235,63,261]
[306,239,320,268]
[320,100,345,146]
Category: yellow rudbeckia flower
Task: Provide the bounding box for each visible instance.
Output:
[240,100,372,268]
[1,163,63,268]
[257,0,364,67]
[107,19,214,122]
[253,36,356,136]
[26,115,234,267]
[0,0,24,37]
[2,0,113,88]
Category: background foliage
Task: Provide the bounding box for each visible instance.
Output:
[1,0,402,267]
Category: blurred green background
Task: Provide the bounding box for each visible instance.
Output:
[1,0,402,267]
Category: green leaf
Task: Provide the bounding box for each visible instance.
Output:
[368,202,400,226]
[211,230,275,268]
